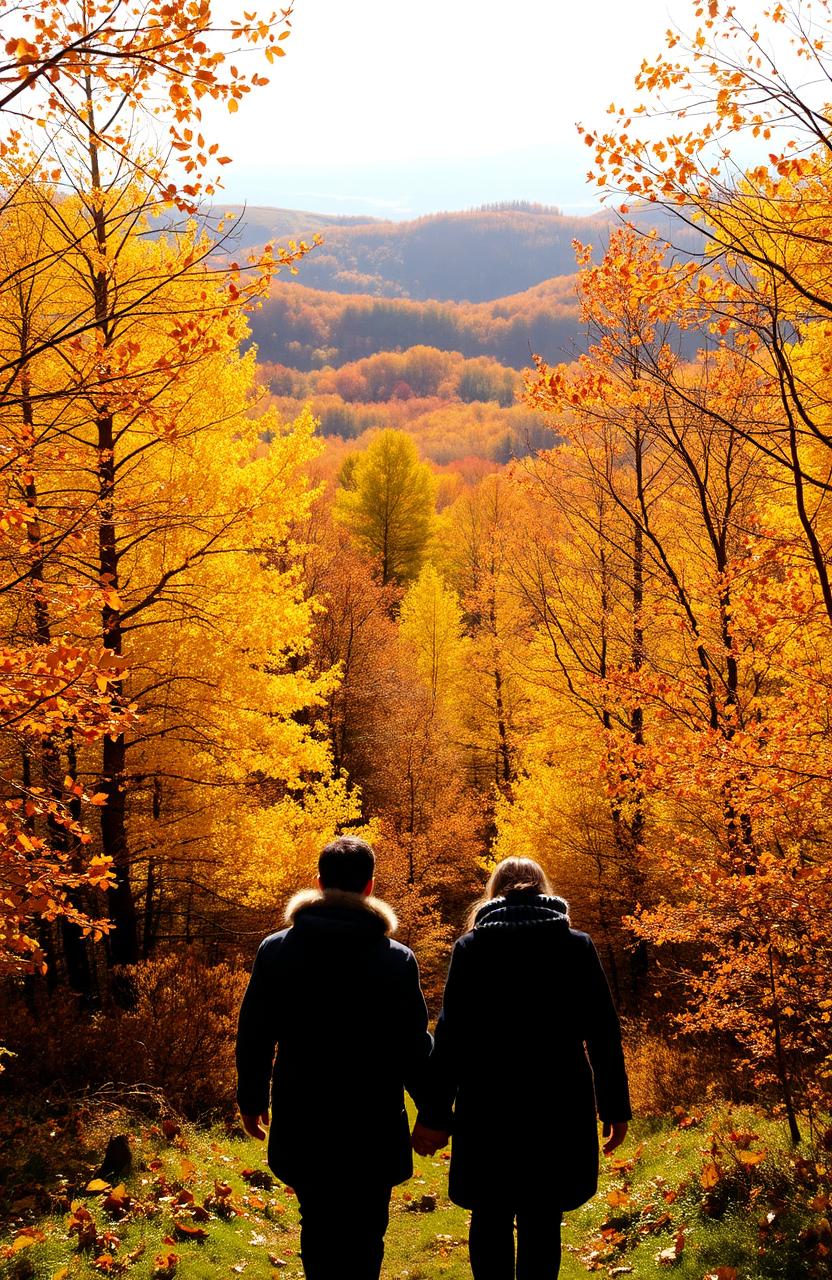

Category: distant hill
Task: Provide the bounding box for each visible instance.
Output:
[241,203,708,465]
[211,205,383,245]
[222,201,704,304]
[249,274,584,371]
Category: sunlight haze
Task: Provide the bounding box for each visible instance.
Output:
[205,0,688,217]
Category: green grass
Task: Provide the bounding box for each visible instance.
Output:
[0,1099,827,1279]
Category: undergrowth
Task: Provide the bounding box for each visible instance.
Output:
[0,1096,828,1279]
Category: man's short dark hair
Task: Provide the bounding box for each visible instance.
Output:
[318,836,375,893]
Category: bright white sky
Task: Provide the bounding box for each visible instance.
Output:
[204,0,689,218]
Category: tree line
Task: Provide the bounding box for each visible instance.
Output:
[249,277,582,371]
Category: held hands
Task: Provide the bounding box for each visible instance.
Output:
[602,1120,628,1156]
[411,1120,450,1158]
[241,1110,270,1141]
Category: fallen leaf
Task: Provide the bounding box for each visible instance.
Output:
[656,1228,685,1266]
[7,1230,44,1256]
[172,1220,208,1242]
[102,1185,131,1218]
[606,1188,631,1208]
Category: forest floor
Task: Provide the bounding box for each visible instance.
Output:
[0,1097,828,1280]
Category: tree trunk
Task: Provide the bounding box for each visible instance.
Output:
[84,69,138,966]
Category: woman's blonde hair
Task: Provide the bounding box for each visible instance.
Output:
[466,856,553,929]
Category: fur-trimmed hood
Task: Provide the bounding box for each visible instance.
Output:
[284,887,398,936]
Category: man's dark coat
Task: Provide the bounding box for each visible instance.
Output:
[417,892,632,1211]
[236,889,432,1190]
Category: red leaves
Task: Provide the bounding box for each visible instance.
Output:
[67,1203,100,1251]
[161,1118,181,1143]
[101,1184,133,1219]
[172,1220,208,1243]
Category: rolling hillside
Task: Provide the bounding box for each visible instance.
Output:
[224,201,705,303]
[241,202,703,463]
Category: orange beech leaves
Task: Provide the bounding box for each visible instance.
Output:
[495,212,832,1135]
[0,0,293,207]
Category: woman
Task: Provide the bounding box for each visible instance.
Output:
[412,857,631,1279]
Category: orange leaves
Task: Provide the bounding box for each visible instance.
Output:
[171,1220,207,1243]
[1,1227,45,1259]
[5,36,39,64]
[0,628,127,974]
[0,1,295,210]
[606,1187,632,1208]
[587,0,832,250]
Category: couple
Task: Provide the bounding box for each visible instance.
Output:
[235,837,631,1280]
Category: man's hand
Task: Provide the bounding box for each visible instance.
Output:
[241,1110,269,1141]
[411,1120,450,1158]
[602,1120,628,1155]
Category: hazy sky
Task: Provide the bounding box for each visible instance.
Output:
[205,0,689,219]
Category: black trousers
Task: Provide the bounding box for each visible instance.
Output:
[469,1201,563,1280]
[293,1182,392,1280]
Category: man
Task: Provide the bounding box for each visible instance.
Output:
[236,836,432,1280]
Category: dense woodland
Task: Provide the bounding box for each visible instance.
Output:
[1,2,832,1277]
[224,201,704,302]
[248,275,586,370]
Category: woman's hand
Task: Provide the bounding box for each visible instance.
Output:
[412,1120,450,1157]
[602,1120,628,1155]
[241,1110,270,1140]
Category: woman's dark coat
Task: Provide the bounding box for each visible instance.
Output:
[236,889,432,1190]
[417,892,632,1211]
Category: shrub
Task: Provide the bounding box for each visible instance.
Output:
[0,954,247,1117]
[624,1023,732,1115]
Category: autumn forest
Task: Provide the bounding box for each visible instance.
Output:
[1,2,832,1278]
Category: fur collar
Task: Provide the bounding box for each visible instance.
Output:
[284,887,398,936]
